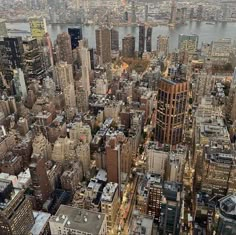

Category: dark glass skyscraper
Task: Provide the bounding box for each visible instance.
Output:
[138,25,145,56]
[111,29,119,51]
[146,27,152,52]
[68,28,83,50]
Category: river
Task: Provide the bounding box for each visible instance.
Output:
[6,21,236,51]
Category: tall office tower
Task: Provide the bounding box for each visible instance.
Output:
[217,195,236,234]
[23,38,45,81]
[180,8,187,23]
[49,205,107,235]
[222,4,229,21]
[190,8,194,21]
[145,4,148,22]
[124,11,129,22]
[131,1,136,23]
[138,24,145,56]
[160,182,182,235]
[0,180,34,235]
[0,37,24,81]
[157,35,169,57]
[89,48,95,69]
[29,16,47,40]
[56,32,73,64]
[2,37,24,69]
[178,34,199,53]
[122,34,135,57]
[101,182,119,232]
[196,5,203,21]
[0,19,7,37]
[78,39,91,96]
[29,153,52,209]
[169,0,177,24]
[156,77,188,145]
[13,68,27,99]
[96,27,111,64]
[54,62,74,90]
[68,28,83,50]
[110,28,119,51]
[105,137,121,187]
[146,27,152,52]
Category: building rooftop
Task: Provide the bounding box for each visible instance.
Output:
[30,211,51,235]
[101,182,118,202]
[130,210,153,235]
[219,195,236,220]
[50,205,106,234]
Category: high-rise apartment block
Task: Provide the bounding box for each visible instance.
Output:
[96,28,111,64]
[56,32,73,64]
[122,34,135,58]
[156,77,188,145]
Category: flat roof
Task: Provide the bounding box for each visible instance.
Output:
[50,205,106,234]
[30,211,51,235]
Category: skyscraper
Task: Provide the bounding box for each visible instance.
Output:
[122,34,135,58]
[55,62,74,90]
[78,39,91,96]
[156,77,188,145]
[157,35,169,57]
[13,68,27,99]
[160,182,182,235]
[68,28,83,50]
[2,37,24,69]
[196,5,203,21]
[110,28,119,51]
[95,27,111,64]
[145,4,148,23]
[146,26,152,52]
[131,1,136,23]
[29,16,47,40]
[138,24,145,56]
[29,153,52,209]
[105,137,121,188]
[169,0,177,24]
[0,19,7,37]
[23,38,46,81]
[56,32,73,64]
[0,180,34,235]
